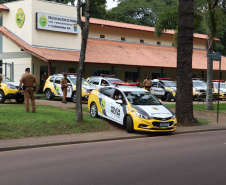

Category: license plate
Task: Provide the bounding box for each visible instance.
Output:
[160,123,169,127]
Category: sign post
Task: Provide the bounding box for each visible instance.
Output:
[207,53,221,122]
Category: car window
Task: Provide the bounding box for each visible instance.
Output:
[100,88,114,98]
[93,78,100,85]
[49,77,55,82]
[151,82,157,87]
[55,77,62,84]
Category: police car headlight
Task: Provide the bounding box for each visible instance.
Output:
[171,115,176,119]
[7,84,16,89]
[136,112,154,120]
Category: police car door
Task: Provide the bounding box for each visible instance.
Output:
[109,90,125,124]
[53,77,63,96]
[156,82,165,96]
[66,78,73,98]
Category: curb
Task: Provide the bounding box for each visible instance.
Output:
[1,128,226,152]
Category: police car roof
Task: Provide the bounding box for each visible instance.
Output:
[117,86,147,92]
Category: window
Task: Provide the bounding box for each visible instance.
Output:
[54,77,62,84]
[125,71,138,82]
[140,40,144,43]
[100,35,105,38]
[69,68,76,73]
[49,77,55,82]
[121,37,125,41]
[157,41,161,45]
[151,82,157,87]
[92,78,100,85]
[100,88,114,98]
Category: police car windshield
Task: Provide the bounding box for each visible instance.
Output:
[124,91,161,105]
[214,82,226,89]
[163,81,176,87]
[2,76,11,82]
[107,79,123,85]
[193,81,207,88]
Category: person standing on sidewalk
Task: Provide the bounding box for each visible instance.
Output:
[143,76,151,92]
[18,68,37,113]
[60,74,68,103]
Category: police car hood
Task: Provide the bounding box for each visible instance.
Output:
[82,84,97,90]
[134,105,173,118]
[3,81,19,86]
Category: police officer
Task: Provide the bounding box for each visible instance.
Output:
[60,74,68,103]
[143,76,151,92]
[18,68,37,113]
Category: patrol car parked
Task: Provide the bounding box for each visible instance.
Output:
[151,78,176,102]
[88,82,177,133]
[0,75,24,103]
[193,78,207,100]
[212,80,226,99]
[88,74,124,88]
[43,73,97,102]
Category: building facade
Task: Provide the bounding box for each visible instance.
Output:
[0,0,225,84]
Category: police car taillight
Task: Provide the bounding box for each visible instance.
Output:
[113,82,140,86]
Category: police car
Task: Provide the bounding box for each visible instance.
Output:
[0,75,24,103]
[43,73,97,102]
[88,74,124,88]
[212,80,226,99]
[193,78,207,99]
[88,82,177,133]
[151,78,176,102]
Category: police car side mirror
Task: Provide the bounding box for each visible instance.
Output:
[116,100,123,104]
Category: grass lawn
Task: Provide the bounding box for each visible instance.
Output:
[0,105,110,139]
[165,103,226,113]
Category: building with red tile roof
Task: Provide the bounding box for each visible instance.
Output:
[0,0,225,83]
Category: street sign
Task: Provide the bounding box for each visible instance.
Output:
[207,53,221,61]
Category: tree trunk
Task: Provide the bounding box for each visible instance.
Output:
[76,0,90,122]
[205,39,214,110]
[176,0,198,125]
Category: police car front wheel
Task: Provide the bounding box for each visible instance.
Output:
[126,116,134,133]
[90,103,98,118]
[0,91,5,103]
[45,89,53,100]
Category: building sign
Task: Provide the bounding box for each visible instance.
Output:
[36,12,79,34]
[16,8,25,28]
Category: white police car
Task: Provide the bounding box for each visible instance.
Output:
[88,82,177,133]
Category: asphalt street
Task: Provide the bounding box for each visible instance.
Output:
[1,130,226,185]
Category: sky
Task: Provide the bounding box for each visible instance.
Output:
[106,0,118,10]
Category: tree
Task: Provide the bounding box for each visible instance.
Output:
[176,0,198,125]
[76,0,91,122]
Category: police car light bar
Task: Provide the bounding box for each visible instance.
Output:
[212,80,224,82]
[100,74,116,77]
[157,78,171,80]
[113,82,140,86]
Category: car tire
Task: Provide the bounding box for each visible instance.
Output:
[126,115,134,133]
[45,89,53,100]
[0,90,5,103]
[166,93,171,102]
[161,97,166,101]
[90,102,98,118]
[15,95,24,104]
[72,92,76,103]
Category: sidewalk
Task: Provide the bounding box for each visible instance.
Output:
[1,99,226,152]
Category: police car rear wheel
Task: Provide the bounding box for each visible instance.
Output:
[15,96,24,103]
[72,92,76,103]
[90,103,98,118]
[0,90,5,103]
[45,89,53,100]
[166,93,171,102]
[126,116,134,133]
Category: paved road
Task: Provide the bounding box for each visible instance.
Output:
[1,131,226,185]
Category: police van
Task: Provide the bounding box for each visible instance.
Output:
[151,78,176,102]
[43,73,97,102]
